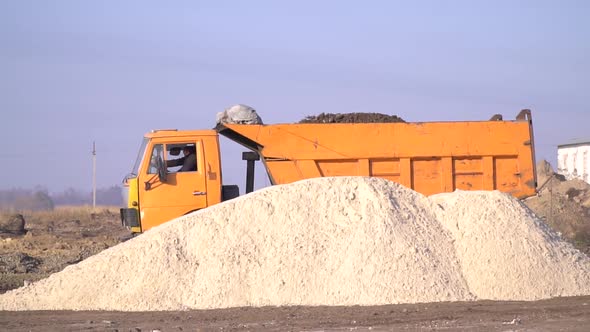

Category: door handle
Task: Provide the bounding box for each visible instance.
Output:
[192,191,207,196]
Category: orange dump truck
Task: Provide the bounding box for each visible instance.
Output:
[121,110,536,233]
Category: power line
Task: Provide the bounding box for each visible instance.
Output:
[92,141,96,210]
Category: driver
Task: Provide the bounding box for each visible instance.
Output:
[166,145,196,172]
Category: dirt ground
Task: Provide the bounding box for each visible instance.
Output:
[0,207,130,293]
[524,160,590,254]
[1,296,589,331]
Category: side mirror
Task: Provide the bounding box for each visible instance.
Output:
[156,156,167,183]
[122,173,136,185]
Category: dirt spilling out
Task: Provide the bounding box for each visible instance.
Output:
[1,177,589,311]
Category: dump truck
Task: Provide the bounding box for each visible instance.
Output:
[120,109,536,233]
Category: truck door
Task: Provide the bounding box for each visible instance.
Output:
[139,140,208,231]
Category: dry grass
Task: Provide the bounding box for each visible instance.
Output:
[1,206,119,228]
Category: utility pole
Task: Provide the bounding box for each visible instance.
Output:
[92,141,96,209]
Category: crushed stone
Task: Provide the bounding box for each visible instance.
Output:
[431,190,590,300]
[1,177,589,311]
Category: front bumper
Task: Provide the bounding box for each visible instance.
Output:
[120,208,140,228]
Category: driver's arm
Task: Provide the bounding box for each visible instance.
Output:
[166,157,185,167]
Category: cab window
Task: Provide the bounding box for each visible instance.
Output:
[148,144,164,174]
[167,143,196,173]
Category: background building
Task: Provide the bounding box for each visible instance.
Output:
[557,138,590,184]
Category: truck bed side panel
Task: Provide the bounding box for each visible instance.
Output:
[220,119,536,198]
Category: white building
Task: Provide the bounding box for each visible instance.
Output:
[557,138,590,184]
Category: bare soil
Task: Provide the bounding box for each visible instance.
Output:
[524,160,590,254]
[1,296,589,331]
[0,208,130,293]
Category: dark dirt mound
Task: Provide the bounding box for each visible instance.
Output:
[299,112,405,124]
[524,160,590,254]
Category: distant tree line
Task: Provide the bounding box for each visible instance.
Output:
[0,187,54,211]
[0,186,123,211]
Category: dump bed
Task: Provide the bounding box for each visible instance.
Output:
[217,110,537,198]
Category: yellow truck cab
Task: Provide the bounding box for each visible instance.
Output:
[121,110,537,233]
[120,129,236,233]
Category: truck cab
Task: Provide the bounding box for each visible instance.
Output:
[120,129,228,233]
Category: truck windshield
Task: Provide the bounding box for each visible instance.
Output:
[131,138,149,176]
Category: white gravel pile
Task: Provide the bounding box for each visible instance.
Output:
[1,177,589,311]
[431,190,590,300]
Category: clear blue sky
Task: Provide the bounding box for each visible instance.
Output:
[1,0,588,193]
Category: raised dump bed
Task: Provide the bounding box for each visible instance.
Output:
[218,110,536,198]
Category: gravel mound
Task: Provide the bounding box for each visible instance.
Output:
[1,177,589,311]
[432,190,590,300]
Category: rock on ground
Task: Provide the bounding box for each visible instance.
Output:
[0,214,25,235]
